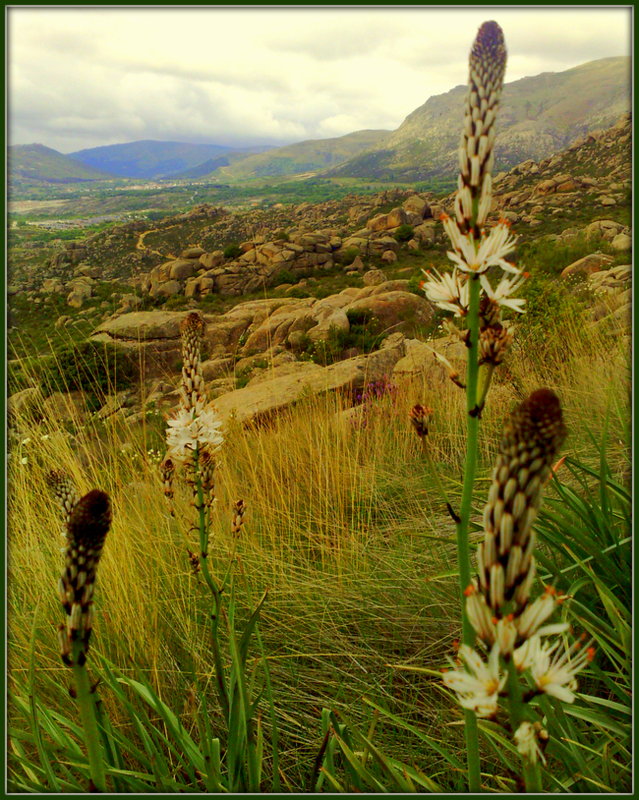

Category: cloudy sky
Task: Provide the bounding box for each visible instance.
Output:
[8,6,631,154]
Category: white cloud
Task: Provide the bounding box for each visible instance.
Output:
[8,7,631,152]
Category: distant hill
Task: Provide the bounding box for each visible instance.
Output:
[69,140,274,180]
[214,130,392,181]
[8,144,113,189]
[329,56,630,181]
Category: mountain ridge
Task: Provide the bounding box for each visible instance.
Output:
[328,56,630,181]
[8,143,115,189]
[68,140,275,180]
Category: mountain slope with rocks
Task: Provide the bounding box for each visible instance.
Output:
[8,112,630,426]
[329,56,630,181]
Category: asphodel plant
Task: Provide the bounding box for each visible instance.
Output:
[417,20,521,790]
[161,311,255,721]
[48,472,111,793]
[160,313,267,791]
[160,311,229,714]
[442,390,594,791]
[416,23,596,789]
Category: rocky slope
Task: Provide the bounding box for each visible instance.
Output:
[330,57,630,181]
[8,112,631,426]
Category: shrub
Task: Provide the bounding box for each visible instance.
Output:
[298,316,385,366]
[273,229,290,242]
[56,341,135,394]
[223,243,243,259]
[273,270,296,286]
[163,295,189,310]
[393,223,414,242]
[336,246,360,266]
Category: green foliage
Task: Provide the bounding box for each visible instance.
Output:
[223,243,243,259]
[273,229,290,242]
[533,438,631,792]
[407,273,425,296]
[298,313,385,366]
[48,341,136,401]
[519,232,621,277]
[393,223,414,243]
[272,270,297,286]
[335,246,360,266]
[9,588,277,793]
[162,294,190,310]
[516,270,593,351]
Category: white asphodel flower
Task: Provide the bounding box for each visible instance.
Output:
[442,215,519,276]
[512,625,570,671]
[442,643,506,717]
[480,272,527,314]
[529,637,595,703]
[514,721,547,765]
[516,587,565,640]
[421,267,469,315]
[166,407,224,462]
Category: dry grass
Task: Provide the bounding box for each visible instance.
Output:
[7,304,630,780]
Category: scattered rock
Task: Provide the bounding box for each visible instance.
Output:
[8,386,45,422]
[180,246,205,259]
[169,259,198,280]
[381,249,397,264]
[560,253,614,278]
[155,280,182,298]
[611,233,631,251]
[211,340,405,426]
[363,269,386,286]
[393,336,466,382]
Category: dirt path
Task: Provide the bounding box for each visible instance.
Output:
[135,224,180,260]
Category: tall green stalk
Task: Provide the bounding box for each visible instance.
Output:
[71,642,107,792]
[456,273,482,792]
[194,454,230,718]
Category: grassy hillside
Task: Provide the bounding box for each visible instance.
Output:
[7,295,630,791]
[8,144,113,188]
[216,130,392,181]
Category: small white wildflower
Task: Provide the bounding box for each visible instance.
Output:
[442,643,505,717]
[21,457,28,465]
[479,272,527,314]
[166,407,224,462]
[442,215,519,276]
[529,637,595,703]
[516,587,564,640]
[513,626,570,671]
[514,721,547,765]
[421,267,470,315]
[21,437,31,446]
[41,434,50,441]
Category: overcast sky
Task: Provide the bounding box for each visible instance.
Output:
[8,6,632,154]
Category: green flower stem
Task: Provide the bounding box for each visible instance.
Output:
[456,273,482,792]
[71,641,106,792]
[195,459,230,719]
[457,274,482,614]
[506,659,542,793]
